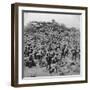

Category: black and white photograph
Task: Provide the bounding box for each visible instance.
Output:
[23,11,81,77]
[11,3,87,87]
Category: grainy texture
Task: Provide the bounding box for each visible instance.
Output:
[23,13,80,77]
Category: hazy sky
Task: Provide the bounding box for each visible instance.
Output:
[24,12,80,29]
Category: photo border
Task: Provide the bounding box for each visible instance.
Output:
[11,3,88,87]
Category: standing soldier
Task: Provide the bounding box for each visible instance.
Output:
[46,53,52,71]
[29,55,36,68]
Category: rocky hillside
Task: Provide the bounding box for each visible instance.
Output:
[24,20,80,77]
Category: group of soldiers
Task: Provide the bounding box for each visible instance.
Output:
[24,20,80,75]
[24,42,80,74]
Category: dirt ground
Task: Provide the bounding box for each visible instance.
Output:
[24,56,80,77]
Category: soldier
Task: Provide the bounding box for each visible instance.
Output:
[71,49,77,61]
[61,44,69,60]
[29,55,36,68]
[24,46,29,57]
[46,53,52,71]
[71,48,80,61]
[61,45,66,59]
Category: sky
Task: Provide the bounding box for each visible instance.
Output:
[24,12,80,29]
